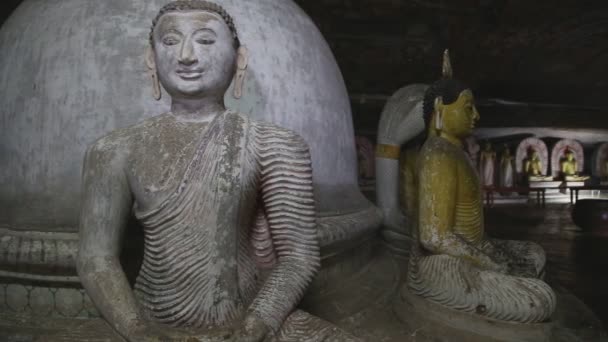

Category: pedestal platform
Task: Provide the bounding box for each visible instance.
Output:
[529,180,562,193]
[562,181,586,195]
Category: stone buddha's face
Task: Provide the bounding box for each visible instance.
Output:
[151,11,237,100]
[440,90,480,139]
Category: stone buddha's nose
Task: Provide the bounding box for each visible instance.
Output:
[179,39,197,66]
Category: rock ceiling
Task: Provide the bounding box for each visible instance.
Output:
[295,0,608,106]
[294,0,608,130]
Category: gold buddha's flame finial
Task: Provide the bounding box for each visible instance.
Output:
[442,49,453,79]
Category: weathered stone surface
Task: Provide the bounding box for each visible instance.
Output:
[5,284,28,312]
[55,288,84,318]
[28,287,54,316]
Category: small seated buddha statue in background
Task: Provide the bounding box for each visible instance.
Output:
[560,149,589,181]
[76,1,358,341]
[524,149,553,181]
[406,50,556,324]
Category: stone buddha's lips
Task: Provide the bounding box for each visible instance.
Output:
[177,69,204,79]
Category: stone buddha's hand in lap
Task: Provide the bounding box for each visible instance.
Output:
[127,321,235,342]
[231,314,270,342]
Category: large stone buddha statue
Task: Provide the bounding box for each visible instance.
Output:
[406,51,556,324]
[77,2,357,341]
[560,149,589,181]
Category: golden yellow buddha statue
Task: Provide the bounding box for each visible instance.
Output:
[406,51,556,323]
[560,149,589,181]
[523,149,552,181]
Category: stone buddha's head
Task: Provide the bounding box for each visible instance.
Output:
[483,141,492,151]
[146,0,247,101]
[422,79,480,141]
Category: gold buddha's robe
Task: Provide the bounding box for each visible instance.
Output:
[560,158,589,181]
[131,111,358,341]
[407,136,556,323]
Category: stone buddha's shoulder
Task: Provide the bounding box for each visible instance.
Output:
[246,117,310,150]
[86,114,170,156]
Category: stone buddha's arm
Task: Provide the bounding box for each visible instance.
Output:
[418,152,504,271]
[77,143,152,340]
[248,125,321,334]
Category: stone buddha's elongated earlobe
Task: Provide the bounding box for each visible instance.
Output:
[150,70,161,101]
[233,46,249,99]
[145,46,161,101]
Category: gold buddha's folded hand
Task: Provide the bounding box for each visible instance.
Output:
[485,259,509,274]
[508,260,539,278]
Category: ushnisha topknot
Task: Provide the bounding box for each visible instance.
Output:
[150,0,240,48]
[422,79,469,129]
[422,49,470,129]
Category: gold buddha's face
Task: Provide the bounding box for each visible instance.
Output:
[565,151,575,162]
[529,150,538,160]
[151,11,237,100]
[440,90,480,139]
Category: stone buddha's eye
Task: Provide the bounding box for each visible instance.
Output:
[196,38,215,45]
[194,30,216,45]
[162,34,180,46]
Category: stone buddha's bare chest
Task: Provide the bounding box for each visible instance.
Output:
[126,117,208,212]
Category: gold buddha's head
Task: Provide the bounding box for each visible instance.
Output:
[422,80,480,140]
[146,1,246,100]
[422,50,480,142]
[565,149,575,162]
